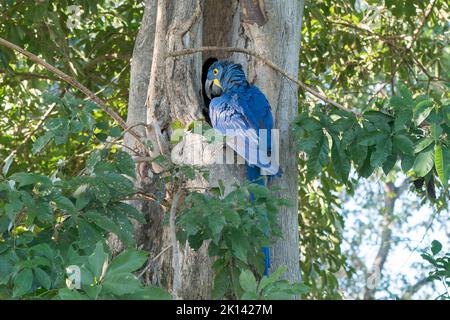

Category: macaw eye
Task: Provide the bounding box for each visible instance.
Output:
[213,68,219,75]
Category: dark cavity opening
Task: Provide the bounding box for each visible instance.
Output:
[201,57,217,125]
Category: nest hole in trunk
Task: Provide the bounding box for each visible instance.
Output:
[201,57,218,126]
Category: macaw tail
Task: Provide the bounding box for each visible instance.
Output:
[247,165,271,276]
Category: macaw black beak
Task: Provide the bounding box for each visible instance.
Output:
[205,78,223,100]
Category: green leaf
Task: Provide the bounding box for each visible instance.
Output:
[306,131,329,179]
[114,151,135,178]
[86,150,102,169]
[415,138,434,153]
[363,111,392,131]
[431,120,443,142]
[34,267,51,290]
[259,266,287,291]
[125,287,172,300]
[358,131,387,146]
[431,240,442,255]
[54,195,77,214]
[331,136,350,182]
[414,99,434,125]
[77,219,104,251]
[57,288,87,300]
[231,231,248,262]
[103,273,142,296]
[107,250,148,275]
[171,119,185,130]
[434,144,447,187]
[10,172,52,188]
[370,139,391,168]
[115,202,146,224]
[32,132,53,154]
[100,172,134,196]
[239,270,257,293]
[85,212,121,238]
[13,268,33,297]
[90,182,110,205]
[382,153,397,175]
[413,149,435,177]
[394,109,412,132]
[87,242,108,279]
[443,105,450,127]
[393,134,414,155]
[208,214,226,240]
[212,269,230,299]
[223,208,241,227]
[398,84,413,103]
[109,126,122,138]
[30,243,55,260]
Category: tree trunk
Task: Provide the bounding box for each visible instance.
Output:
[123,0,304,299]
[363,180,409,300]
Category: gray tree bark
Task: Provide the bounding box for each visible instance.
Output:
[123,0,305,299]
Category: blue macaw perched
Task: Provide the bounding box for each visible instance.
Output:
[204,60,282,276]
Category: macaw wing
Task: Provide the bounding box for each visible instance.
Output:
[209,94,280,175]
[209,95,259,146]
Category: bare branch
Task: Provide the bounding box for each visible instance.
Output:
[0,69,56,81]
[83,53,130,73]
[401,277,430,300]
[138,245,173,279]
[167,46,361,117]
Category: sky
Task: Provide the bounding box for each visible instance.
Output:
[341,172,449,299]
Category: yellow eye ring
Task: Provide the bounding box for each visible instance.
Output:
[213,68,219,75]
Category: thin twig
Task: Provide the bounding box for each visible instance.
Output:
[138,245,173,278]
[167,46,361,116]
[9,103,57,158]
[0,69,56,80]
[391,0,437,82]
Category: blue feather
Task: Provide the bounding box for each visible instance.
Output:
[207,60,282,276]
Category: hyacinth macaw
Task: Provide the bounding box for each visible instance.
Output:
[204,60,282,276]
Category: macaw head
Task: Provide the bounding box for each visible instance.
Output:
[204,60,247,99]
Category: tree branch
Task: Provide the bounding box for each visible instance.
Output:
[363,181,408,300]
[83,53,130,73]
[0,37,145,149]
[8,103,58,159]
[0,69,56,81]
[391,0,437,81]
[401,277,430,300]
[167,46,361,117]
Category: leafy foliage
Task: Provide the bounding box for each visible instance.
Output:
[421,241,450,300]
[295,86,449,203]
[177,181,306,299]
[0,0,143,175]
[239,267,309,300]
[298,0,449,299]
[298,162,350,299]
[0,94,169,299]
